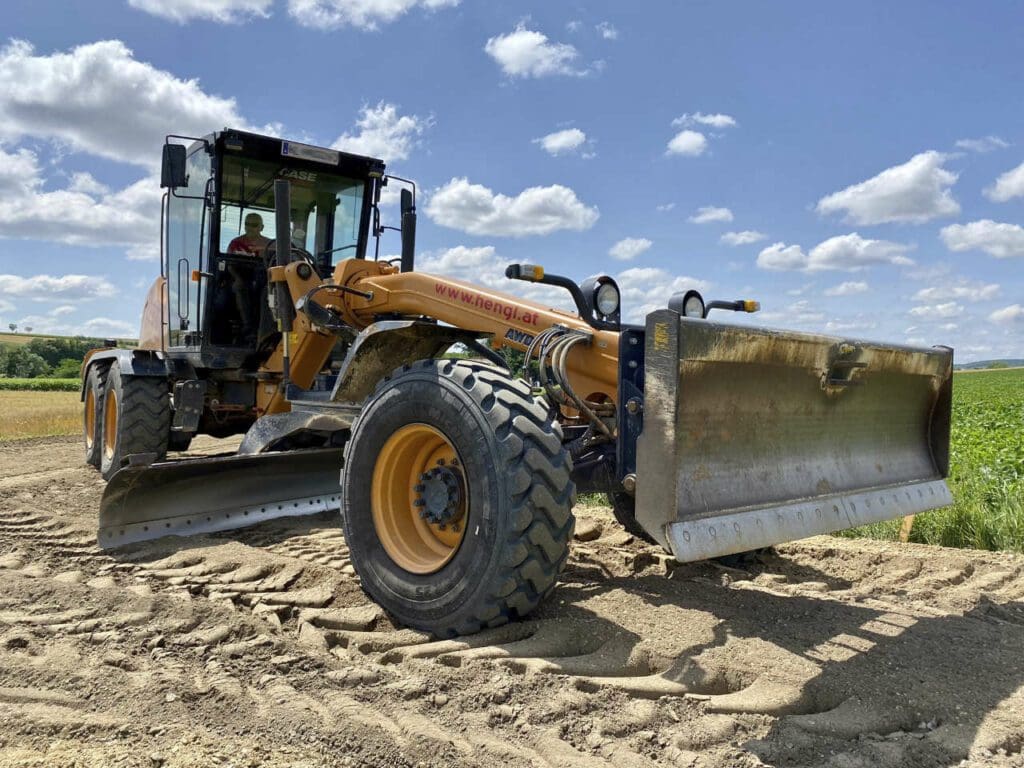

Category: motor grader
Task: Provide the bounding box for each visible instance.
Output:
[81,129,954,637]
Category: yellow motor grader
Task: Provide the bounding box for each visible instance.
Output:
[81,129,953,637]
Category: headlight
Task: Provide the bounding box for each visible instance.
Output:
[668,289,705,318]
[595,281,620,317]
[682,290,705,318]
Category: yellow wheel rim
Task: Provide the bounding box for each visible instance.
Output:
[84,388,96,451]
[103,389,118,461]
[371,424,467,574]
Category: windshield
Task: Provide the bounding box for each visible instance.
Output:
[219,155,365,267]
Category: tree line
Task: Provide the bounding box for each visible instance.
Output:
[0,337,104,379]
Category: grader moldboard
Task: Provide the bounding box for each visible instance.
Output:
[82,129,954,637]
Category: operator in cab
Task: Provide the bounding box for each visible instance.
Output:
[222,212,272,344]
[228,213,271,257]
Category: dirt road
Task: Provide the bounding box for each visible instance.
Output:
[1,436,1022,768]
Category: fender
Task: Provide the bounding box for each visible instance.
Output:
[330,320,495,404]
[80,348,168,399]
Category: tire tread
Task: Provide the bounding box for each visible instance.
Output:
[101,364,170,479]
[354,359,575,638]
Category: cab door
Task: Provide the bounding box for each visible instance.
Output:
[165,146,212,348]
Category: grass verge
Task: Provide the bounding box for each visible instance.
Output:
[0,378,79,391]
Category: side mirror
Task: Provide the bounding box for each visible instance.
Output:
[400,188,416,273]
[160,144,187,189]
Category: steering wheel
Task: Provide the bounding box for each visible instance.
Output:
[264,242,320,276]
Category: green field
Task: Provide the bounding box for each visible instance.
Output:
[840,367,1024,552]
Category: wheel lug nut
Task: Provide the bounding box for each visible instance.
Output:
[413,499,426,507]
[419,473,429,481]
[414,484,425,492]
[436,459,445,466]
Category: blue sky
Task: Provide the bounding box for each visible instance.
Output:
[0,0,1021,361]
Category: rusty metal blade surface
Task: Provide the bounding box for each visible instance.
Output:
[98,448,344,549]
[635,311,953,558]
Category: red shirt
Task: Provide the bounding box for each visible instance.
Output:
[227,236,268,257]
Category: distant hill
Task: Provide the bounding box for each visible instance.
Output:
[955,359,1024,370]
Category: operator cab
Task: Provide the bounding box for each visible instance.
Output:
[161,129,385,368]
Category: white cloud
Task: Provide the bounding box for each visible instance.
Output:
[989,304,1023,324]
[824,319,878,333]
[0,298,15,314]
[533,128,586,156]
[665,130,707,157]
[0,274,117,302]
[758,233,913,272]
[128,0,272,23]
[484,24,581,78]
[824,281,868,296]
[909,302,964,319]
[616,267,711,323]
[913,280,1000,302]
[757,242,808,271]
[126,242,162,262]
[50,305,75,317]
[420,245,554,298]
[0,145,39,194]
[672,112,737,129]
[807,234,914,271]
[720,230,766,246]
[0,40,249,168]
[81,318,137,337]
[954,136,1009,153]
[608,237,652,262]
[816,151,960,225]
[0,146,161,253]
[757,299,825,326]
[655,202,675,212]
[985,161,1024,203]
[12,312,137,338]
[596,22,618,40]
[689,206,733,224]
[66,172,110,196]
[940,219,1024,259]
[425,177,599,237]
[288,0,459,30]
[332,102,426,163]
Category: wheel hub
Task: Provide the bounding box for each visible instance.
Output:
[414,461,464,530]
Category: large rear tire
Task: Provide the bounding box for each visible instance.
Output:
[100,362,170,481]
[342,359,575,638]
[83,363,108,469]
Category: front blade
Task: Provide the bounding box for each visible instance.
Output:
[98,448,344,549]
[635,311,953,561]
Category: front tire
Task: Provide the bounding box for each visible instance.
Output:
[342,359,575,638]
[83,363,108,469]
[100,362,170,480]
